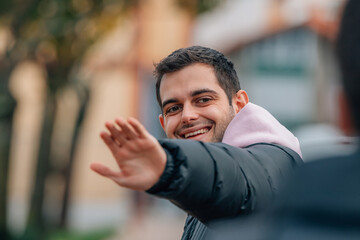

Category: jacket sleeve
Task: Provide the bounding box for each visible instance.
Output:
[146,139,303,222]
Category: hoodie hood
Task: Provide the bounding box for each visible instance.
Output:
[222,103,302,157]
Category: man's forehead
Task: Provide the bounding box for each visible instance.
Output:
[159,80,221,104]
[159,64,220,96]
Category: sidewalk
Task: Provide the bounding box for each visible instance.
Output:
[108,200,187,240]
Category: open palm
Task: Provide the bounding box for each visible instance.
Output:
[90,117,166,191]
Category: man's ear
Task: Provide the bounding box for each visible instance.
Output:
[159,114,165,130]
[338,89,354,136]
[233,90,249,114]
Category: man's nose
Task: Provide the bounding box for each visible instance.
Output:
[181,103,198,123]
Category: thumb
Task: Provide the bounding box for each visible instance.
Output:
[90,162,120,178]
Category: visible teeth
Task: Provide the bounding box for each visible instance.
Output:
[184,128,209,138]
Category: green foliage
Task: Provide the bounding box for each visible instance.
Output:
[1,0,134,92]
[196,0,221,14]
[176,0,221,15]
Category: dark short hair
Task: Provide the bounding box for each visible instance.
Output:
[337,0,360,132]
[154,46,241,108]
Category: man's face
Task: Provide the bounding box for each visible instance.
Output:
[158,63,238,142]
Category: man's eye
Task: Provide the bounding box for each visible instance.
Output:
[165,105,181,115]
[197,97,212,103]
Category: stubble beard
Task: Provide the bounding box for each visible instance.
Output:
[210,106,236,143]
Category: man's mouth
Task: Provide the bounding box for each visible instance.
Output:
[182,128,210,139]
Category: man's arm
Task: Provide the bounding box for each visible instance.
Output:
[91,117,302,222]
[90,117,166,191]
[147,140,302,222]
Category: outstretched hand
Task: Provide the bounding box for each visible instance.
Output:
[90,117,166,191]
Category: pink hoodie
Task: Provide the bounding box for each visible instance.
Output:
[222,103,302,157]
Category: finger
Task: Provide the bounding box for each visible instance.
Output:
[105,122,127,145]
[115,117,137,140]
[128,117,148,138]
[90,162,126,187]
[90,162,123,180]
[100,131,120,154]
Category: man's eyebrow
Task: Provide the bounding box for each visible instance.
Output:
[191,88,218,97]
[161,88,219,109]
[162,98,178,109]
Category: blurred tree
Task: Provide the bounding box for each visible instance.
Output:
[0,0,138,239]
[0,56,16,240]
[177,0,221,15]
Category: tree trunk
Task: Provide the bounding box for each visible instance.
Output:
[23,92,56,240]
[0,90,16,240]
[59,86,89,228]
[0,66,17,240]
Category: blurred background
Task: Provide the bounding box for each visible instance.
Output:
[0,0,354,239]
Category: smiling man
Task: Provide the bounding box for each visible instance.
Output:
[91,46,303,240]
[158,63,248,142]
